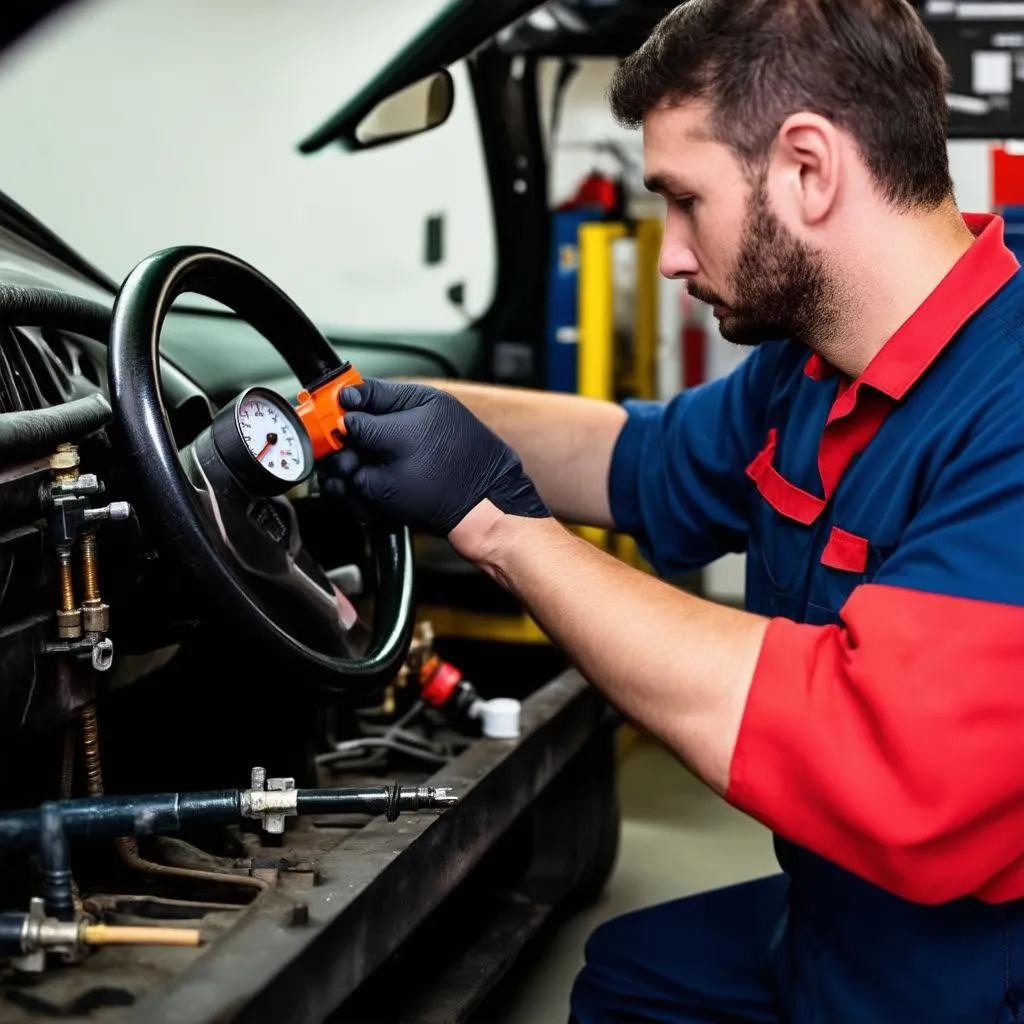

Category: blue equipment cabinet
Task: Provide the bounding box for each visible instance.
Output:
[545,207,609,393]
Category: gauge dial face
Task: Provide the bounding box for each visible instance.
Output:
[236,393,307,483]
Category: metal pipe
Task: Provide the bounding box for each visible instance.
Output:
[39,803,74,923]
[0,784,457,850]
[113,837,269,895]
[0,913,26,957]
[82,924,201,948]
[295,785,458,821]
[0,792,242,851]
[0,912,201,957]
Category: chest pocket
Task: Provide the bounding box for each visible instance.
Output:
[750,500,897,625]
[746,428,828,614]
[752,502,820,597]
[746,425,901,624]
[806,527,897,626]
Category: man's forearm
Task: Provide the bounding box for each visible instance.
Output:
[405,379,627,528]
[453,503,769,792]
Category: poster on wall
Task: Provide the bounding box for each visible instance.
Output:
[917,1,1024,138]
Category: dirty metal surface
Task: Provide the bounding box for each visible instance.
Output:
[115,669,601,1024]
[0,916,235,1022]
[338,890,554,1024]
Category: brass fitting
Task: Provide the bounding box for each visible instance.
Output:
[48,443,80,485]
[80,532,109,635]
[50,444,84,638]
[10,897,200,972]
[398,620,435,688]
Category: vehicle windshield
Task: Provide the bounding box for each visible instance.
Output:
[0,0,497,334]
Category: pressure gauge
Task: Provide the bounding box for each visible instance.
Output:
[210,387,314,496]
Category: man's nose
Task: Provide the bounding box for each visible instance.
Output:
[659,237,699,280]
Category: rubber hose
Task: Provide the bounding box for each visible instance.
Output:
[0,393,111,460]
[295,786,399,818]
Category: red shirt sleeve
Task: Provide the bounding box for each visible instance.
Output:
[726,398,1024,905]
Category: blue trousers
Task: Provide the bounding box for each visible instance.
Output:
[570,873,1024,1023]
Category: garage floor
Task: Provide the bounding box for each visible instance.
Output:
[490,739,779,1024]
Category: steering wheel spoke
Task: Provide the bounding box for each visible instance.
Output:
[182,441,360,650]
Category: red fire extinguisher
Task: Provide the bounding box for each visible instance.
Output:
[679,284,707,389]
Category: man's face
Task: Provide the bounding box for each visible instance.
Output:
[643,100,834,347]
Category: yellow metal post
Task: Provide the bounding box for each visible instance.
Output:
[633,218,663,402]
[577,222,626,551]
[578,222,627,402]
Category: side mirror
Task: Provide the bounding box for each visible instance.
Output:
[353,71,455,149]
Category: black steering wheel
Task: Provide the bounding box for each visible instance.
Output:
[107,246,415,695]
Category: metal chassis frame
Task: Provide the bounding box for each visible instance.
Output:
[122,670,606,1024]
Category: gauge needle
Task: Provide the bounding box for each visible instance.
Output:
[256,432,278,462]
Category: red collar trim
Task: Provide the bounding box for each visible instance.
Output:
[804,352,831,380]
[803,214,1019,397]
[751,214,1019,527]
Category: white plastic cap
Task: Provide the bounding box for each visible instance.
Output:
[471,697,522,740]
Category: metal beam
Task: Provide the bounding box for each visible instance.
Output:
[123,670,605,1024]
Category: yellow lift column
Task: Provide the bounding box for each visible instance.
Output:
[576,221,626,553]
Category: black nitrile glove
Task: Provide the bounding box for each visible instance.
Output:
[320,378,550,536]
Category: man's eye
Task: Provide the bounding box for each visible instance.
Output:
[674,196,696,213]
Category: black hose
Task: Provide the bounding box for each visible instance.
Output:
[0,286,112,338]
[39,803,73,922]
[295,786,401,818]
[0,393,111,460]
[295,784,456,821]
[0,791,240,851]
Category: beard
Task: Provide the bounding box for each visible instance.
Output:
[688,174,838,349]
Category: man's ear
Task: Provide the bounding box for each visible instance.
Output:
[770,112,841,226]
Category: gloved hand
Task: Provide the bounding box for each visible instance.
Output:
[320,378,550,537]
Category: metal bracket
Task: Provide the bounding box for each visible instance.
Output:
[241,767,297,835]
[39,635,114,672]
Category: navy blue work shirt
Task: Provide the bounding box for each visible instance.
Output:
[608,212,1024,906]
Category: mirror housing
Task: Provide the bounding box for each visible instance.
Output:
[348,71,455,150]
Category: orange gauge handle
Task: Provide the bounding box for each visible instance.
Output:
[293,363,365,461]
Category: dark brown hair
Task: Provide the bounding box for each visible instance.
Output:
[609,0,954,209]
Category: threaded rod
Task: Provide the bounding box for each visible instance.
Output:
[57,548,75,612]
[81,532,100,605]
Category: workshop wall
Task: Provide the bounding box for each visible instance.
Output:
[0,0,497,334]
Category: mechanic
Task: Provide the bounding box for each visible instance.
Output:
[323,0,1024,1021]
